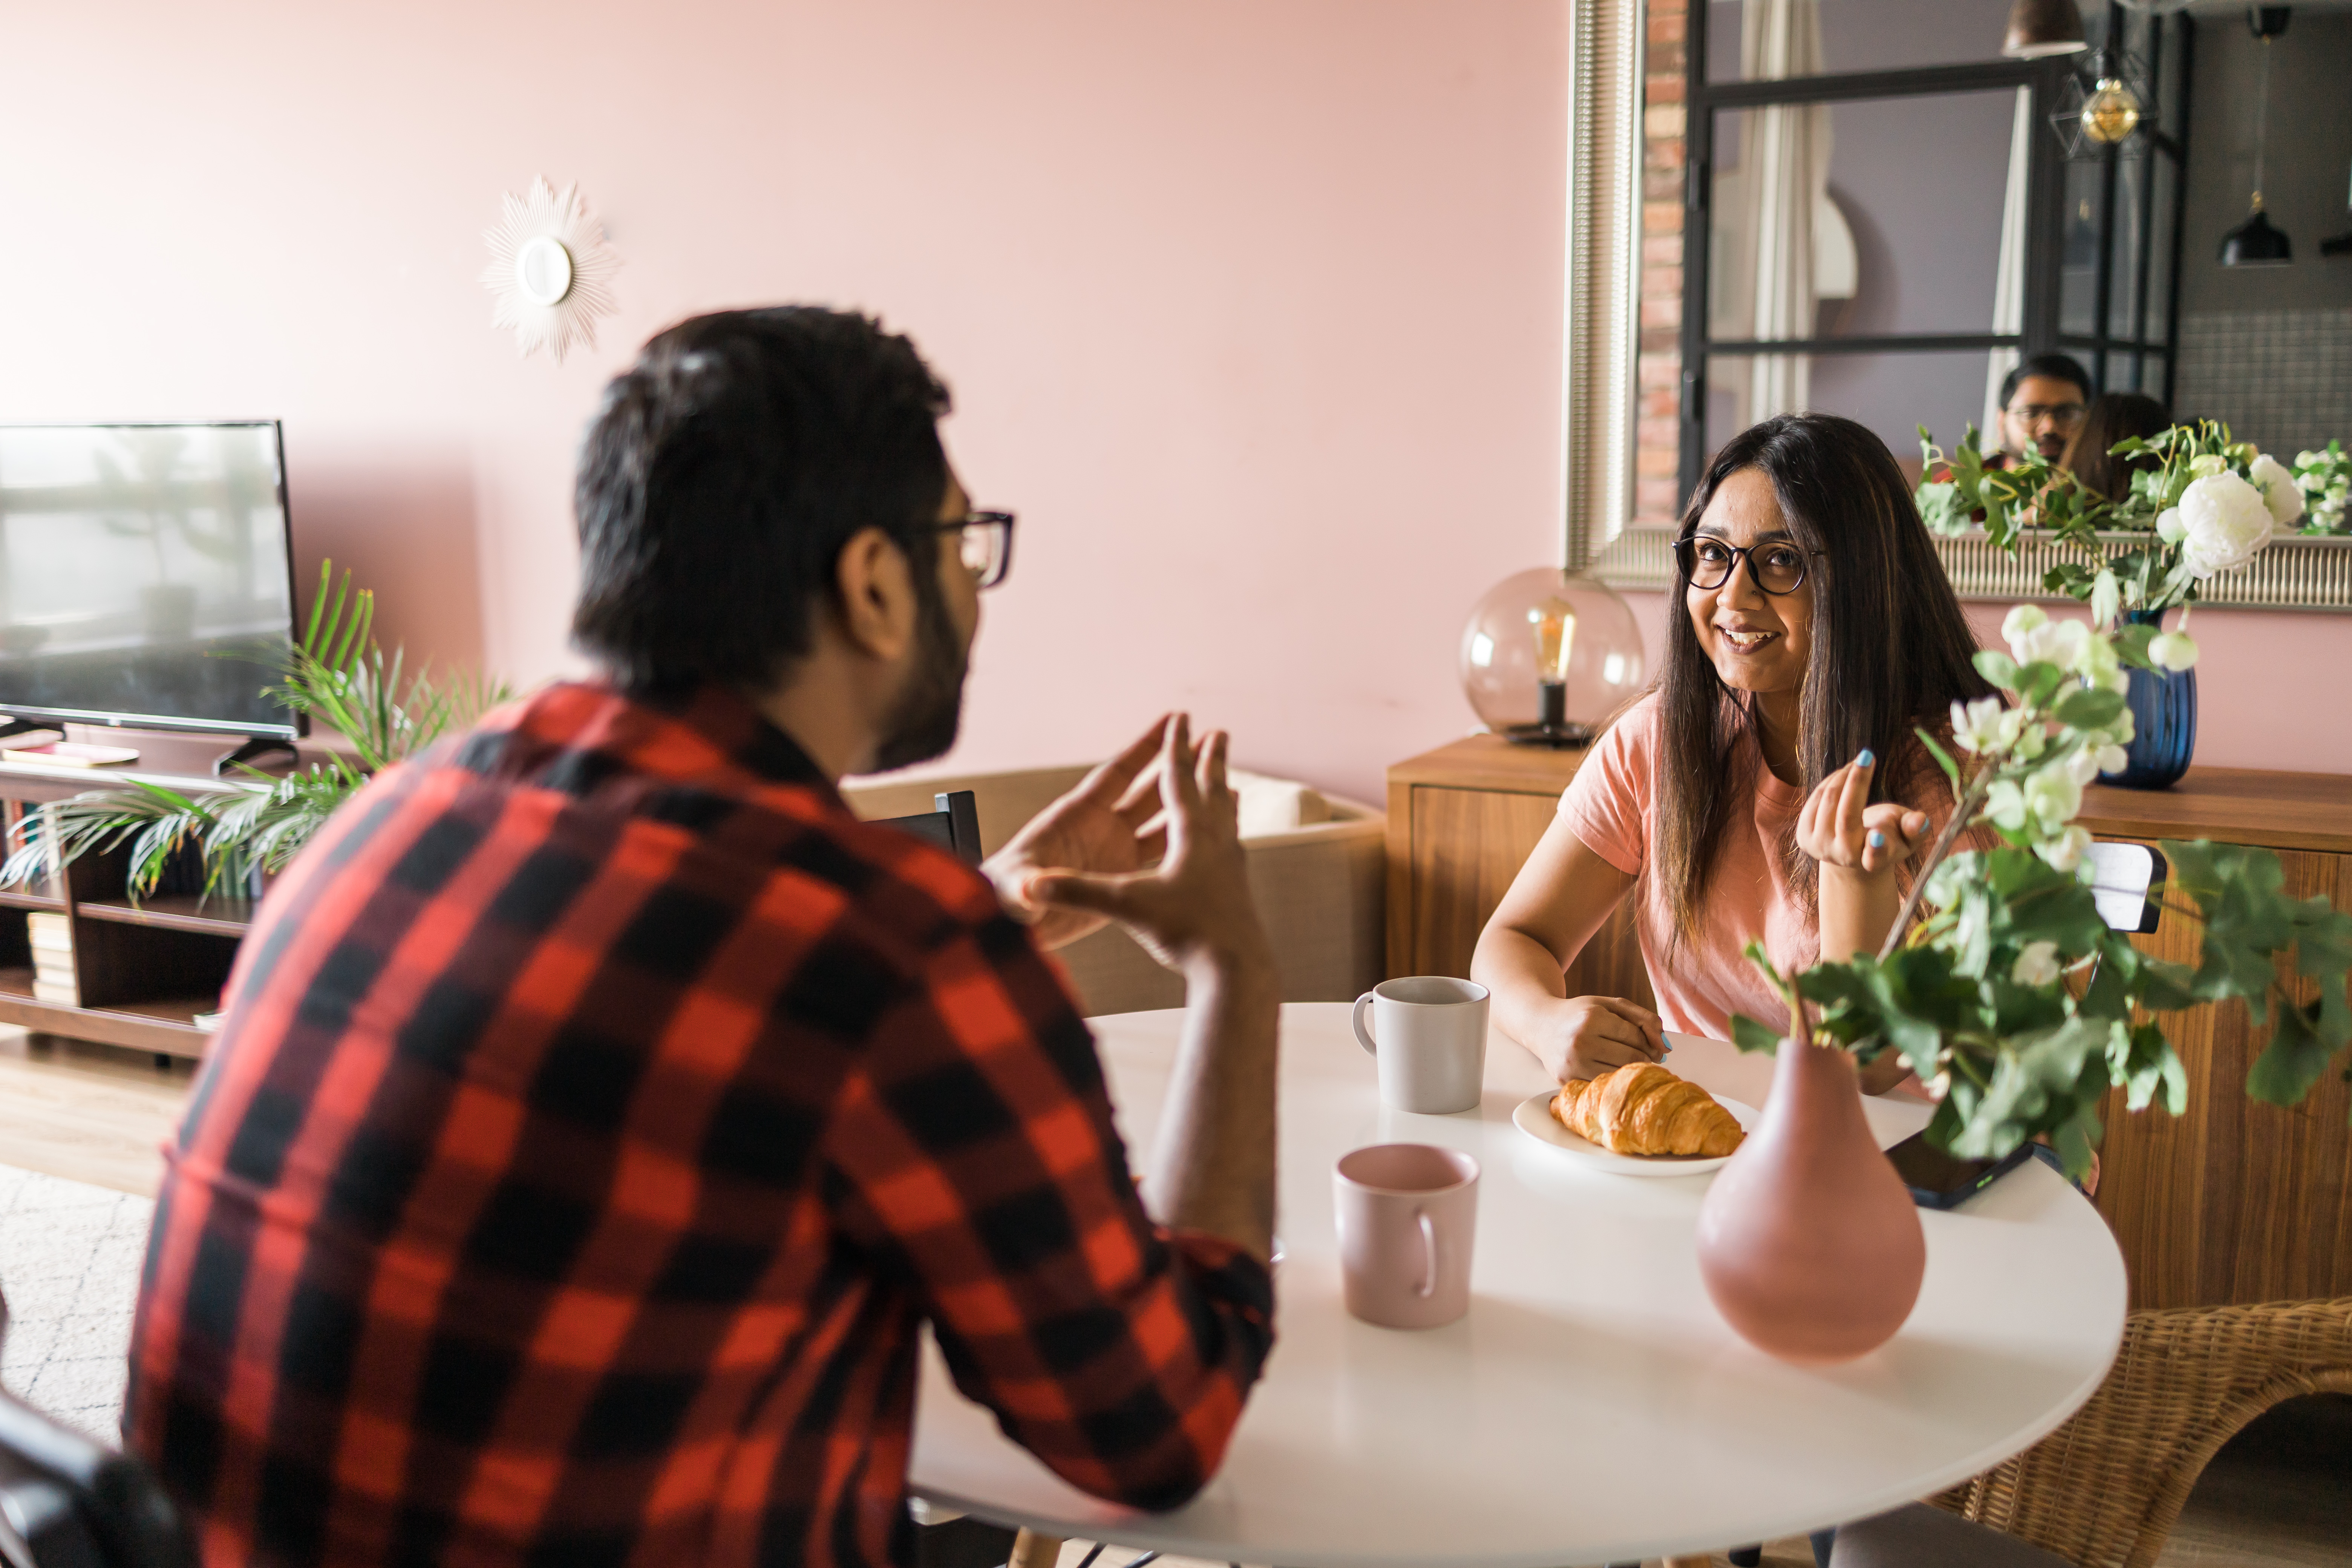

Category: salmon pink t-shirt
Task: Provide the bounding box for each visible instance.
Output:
[1557,694,1953,1045]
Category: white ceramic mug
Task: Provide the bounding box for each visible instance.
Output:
[1352,976,1489,1113]
[1333,1143,1480,1329]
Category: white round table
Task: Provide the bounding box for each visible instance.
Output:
[908,1003,2126,1568]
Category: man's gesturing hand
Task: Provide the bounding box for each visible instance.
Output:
[1023,715,1272,981]
[985,715,1175,951]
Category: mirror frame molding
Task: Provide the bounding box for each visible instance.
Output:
[1570,0,2352,613]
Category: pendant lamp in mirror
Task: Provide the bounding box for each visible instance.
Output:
[2220,8,2294,268]
[2004,0,2089,58]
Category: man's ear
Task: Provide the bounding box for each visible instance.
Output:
[831,527,919,663]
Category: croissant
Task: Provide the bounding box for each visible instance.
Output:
[1550,1062,1744,1158]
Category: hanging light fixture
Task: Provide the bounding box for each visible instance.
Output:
[2220,8,2294,268]
[2004,0,2089,58]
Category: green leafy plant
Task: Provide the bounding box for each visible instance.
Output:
[1,562,510,903]
[1731,608,2352,1177]
[1914,421,2305,643]
[2294,439,2350,535]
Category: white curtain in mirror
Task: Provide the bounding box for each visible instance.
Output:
[1711,0,1830,429]
[1981,86,2033,439]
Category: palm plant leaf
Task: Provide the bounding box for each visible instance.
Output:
[10,560,513,906]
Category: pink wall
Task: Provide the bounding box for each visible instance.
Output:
[0,1,1573,805]
[3,5,2338,805]
[1619,593,2352,778]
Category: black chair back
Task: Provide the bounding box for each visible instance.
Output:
[0,1387,192,1568]
[880,790,984,864]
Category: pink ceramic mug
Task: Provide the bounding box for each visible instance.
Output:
[1333,1144,1480,1330]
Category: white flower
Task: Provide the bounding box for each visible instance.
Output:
[2065,746,2104,786]
[2150,631,2200,671]
[2009,616,2090,673]
[2076,631,2129,695]
[2190,453,2229,479]
[1951,696,2023,755]
[2090,569,2122,631]
[2001,603,2047,644]
[2024,764,2084,830]
[1985,778,2028,833]
[2156,507,2187,544]
[2248,453,2305,527]
[2010,940,2064,987]
[1923,851,1978,911]
[2176,472,2275,577]
[2036,824,2094,873]
[2094,743,2130,774]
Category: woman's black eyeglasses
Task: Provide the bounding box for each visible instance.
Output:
[1674,535,1823,596]
[939,510,1016,590]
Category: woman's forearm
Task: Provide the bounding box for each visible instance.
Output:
[1472,924,1571,1054]
[1817,864,1901,964]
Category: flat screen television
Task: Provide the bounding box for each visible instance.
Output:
[0,422,298,738]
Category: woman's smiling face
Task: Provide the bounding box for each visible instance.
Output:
[1684,466,1815,699]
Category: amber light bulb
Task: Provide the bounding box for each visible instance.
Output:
[1529,598,1578,684]
[2081,78,2141,145]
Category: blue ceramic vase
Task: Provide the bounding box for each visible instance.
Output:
[2103,609,2197,790]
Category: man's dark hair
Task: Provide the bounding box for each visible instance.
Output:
[1998,352,2093,410]
[573,307,952,692]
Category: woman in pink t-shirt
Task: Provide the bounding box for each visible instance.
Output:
[1473,414,1996,1089]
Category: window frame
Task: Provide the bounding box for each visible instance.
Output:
[1673,6,2193,501]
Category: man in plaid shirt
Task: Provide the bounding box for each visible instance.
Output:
[126,308,1281,1568]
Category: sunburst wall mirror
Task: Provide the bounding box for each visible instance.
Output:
[480,177,622,363]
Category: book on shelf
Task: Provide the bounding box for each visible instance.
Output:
[26,911,72,952]
[31,977,78,1006]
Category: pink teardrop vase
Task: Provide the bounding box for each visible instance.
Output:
[1695,1037,1925,1363]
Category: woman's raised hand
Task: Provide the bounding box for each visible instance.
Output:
[1798,750,1931,878]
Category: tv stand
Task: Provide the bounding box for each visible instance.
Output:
[214,735,300,776]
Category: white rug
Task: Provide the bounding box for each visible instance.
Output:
[0,1161,151,1442]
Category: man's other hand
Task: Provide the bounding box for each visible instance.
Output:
[1024,716,1272,981]
[985,715,1174,950]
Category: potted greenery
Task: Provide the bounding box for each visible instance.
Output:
[1914,420,2312,787]
[1,564,510,902]
[1694,609,2352,1361]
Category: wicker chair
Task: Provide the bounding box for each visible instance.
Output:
[1934,1297,2352,1568]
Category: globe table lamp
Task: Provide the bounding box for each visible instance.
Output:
[1459,568,1646,748]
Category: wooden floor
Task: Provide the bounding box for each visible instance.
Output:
[0,1024,2343,1566]
[0,1028,191,1197]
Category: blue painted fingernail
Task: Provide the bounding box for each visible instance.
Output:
[1857,749,1876,767]
[1868,830,1886,848]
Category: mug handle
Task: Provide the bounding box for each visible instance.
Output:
[1352,990,1379,1056]
[1414,1208,1438,1298]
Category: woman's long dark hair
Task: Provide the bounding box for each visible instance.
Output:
[1654,413,1994,946]
[2060,391,2170,502]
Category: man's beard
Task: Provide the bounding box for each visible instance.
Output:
[868,573,968,773]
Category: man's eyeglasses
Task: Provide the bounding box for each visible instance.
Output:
[1674,535,1823,596]
[938,510,1016,590]
[2005,401,2087,429]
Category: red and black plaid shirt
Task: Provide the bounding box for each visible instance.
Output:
[126,682,1274,1568]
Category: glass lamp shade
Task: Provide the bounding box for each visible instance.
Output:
[1459,568,1646,738]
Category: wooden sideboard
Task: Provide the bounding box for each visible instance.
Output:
[2076,770,2352,1309]
[1387,738,2352,1311]
[1384,735,1652,1008]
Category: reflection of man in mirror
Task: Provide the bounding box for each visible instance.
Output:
[1992,353,2093,469]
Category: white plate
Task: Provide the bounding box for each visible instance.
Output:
[1511,1089,1759,1177]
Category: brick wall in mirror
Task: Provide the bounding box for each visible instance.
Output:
[1596,0,2352,612]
